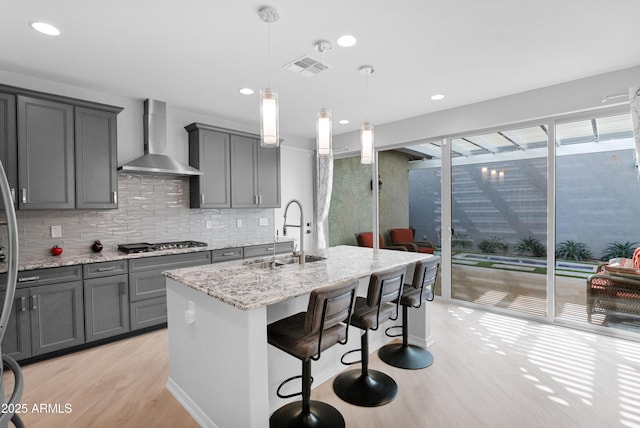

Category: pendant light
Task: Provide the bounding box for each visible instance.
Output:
[315,41,332,156]
[258,7,279,148]
[360,65,374,164]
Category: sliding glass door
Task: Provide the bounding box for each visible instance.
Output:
[449,125,548,316]
[554,111,640,335]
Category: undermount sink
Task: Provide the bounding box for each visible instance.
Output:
[245,254,326,269]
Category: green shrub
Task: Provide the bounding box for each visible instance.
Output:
[452,232,473,250]
[479,236,508,254]
[600,241,638,261]
[515,237,546,257]
[555,240,593,261]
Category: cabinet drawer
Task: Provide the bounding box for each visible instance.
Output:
[128,251,212,272]
[83,260,128,279]
[130,296,167,331]
[243,241,294,258]
[211,247,243,262]
[0,265,83,290]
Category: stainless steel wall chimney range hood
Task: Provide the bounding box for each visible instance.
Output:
[118,99,202,176]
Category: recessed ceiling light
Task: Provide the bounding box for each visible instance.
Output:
[336,35,356,47]
[239,88,254,95]
[430,94,445,101]
[30,21,61,36]
[338,119,350,125]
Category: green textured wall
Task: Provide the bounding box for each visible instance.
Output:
[329,151,410,247]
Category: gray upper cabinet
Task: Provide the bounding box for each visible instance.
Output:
[231,135,259,208]
[0,92,16,208]
[75,107,118,209]
[17,95,75,209]
[230,135,281,208]
[186,123,231,208]
[257,143,281,208]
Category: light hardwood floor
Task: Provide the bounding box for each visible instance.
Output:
[5,301,640,427]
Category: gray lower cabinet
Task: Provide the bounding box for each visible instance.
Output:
[30,281,85,356]
[128,251,212,330]
[17,95,75,209]
[0,265,84,360]
[243,241,294,258]
[83,260,129,342]
[0,288,30,361]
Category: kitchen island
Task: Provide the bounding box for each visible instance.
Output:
[163,245,437,428]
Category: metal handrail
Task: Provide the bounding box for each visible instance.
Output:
[0,160,23,428]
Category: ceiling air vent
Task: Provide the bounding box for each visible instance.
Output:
[283,55,331,77]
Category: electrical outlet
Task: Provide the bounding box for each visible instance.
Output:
[259,218,268,226]
[205,220,213,229]
[51,225,62,238]
[237,219,243,228]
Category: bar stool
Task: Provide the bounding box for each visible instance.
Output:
[378,258,439,369]
[332,266,406,407]
[267,280,359,428]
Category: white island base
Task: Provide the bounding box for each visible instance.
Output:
[164,247,435,428]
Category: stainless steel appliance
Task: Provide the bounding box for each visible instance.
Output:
[117,240,207,254]
[0,160,24,427]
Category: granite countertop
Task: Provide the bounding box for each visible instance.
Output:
[0,240,293,273]
[163,245,437,311]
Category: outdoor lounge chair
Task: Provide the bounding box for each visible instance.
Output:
[389,228,435,254]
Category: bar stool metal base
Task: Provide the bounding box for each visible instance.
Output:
[332,369,398,407]
[269,400,345,428]
[378,343,434,369]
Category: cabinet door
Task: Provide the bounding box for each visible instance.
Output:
[75,107,118,209]
[230,135,258,208]
[257,144,281,207]
[84,274,130,342]
[0,288,31,361]
[17,95,75,209]
[189,127,231,208]
[0,92,17,209]
[30,281,84,356]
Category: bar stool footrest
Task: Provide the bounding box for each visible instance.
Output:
[270,400,345,428]
[384,325,403,338]
[378,343,434,370]
[339,348,361,366]
[276,374,314,399]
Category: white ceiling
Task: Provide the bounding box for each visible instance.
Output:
[3,0,640,148]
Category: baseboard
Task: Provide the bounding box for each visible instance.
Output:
[166,377,217,428]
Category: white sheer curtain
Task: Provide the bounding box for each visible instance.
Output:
[315,154,333,249]
[630,87,640,175]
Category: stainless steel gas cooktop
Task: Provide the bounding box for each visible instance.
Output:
[117,240,207,254]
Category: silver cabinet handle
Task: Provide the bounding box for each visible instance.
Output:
[18,275,40,282]
[113,191,118,204]
[31,295,38,310]
[97,267,115,272]
[19,296,27,312]
[21,188,26,204]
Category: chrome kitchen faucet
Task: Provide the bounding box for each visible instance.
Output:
[283,199,305,264]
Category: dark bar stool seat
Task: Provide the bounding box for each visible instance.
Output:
[332,266,406,407]
[267,280,359,428]
[378,258,439,369]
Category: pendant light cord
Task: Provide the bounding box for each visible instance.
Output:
[267,22,271,87]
